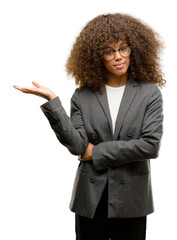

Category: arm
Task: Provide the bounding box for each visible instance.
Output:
[92,86,163,171]
[13,81,88,155]
[40,89,89,155]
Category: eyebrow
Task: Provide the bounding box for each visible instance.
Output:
[107,41,128,48]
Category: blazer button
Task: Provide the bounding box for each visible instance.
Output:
[89,177,95,184]
[127,131,133,137]
[120,179,125,185]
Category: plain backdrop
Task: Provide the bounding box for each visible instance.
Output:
[0,0,176,239]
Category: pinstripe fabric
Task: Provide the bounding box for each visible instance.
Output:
[40,79,163,219]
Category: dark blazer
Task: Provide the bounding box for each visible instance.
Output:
[40,79,163,219]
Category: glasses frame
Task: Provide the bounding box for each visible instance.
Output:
[103,46,132,61]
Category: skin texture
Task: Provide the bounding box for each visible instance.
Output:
[103,40,130,87]
[13,82,56,101]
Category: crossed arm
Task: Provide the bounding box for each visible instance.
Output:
[13,82,163,169]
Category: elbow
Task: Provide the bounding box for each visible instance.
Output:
[69,148,86,156]
[144,140,161,159]
[68,143,87,156]
[56,133,88,156]
[150,150,159,159]
[150,144,161,159]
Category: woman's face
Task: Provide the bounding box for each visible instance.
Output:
[102,40,131,78]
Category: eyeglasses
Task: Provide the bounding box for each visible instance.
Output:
[103,46,132,61]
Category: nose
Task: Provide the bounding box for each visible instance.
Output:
[114,50,122,60]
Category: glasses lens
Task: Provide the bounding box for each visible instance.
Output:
[103,46,131,61]
[120,47,131,57]
[104,50,115,61]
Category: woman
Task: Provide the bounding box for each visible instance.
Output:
[14,13,165,240]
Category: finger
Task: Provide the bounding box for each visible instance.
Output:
[13,85,30,93]
[32,81,40,88]
[21,88,33,93]
[13,86,31,94]
[13,85,35,93]
[21,87,42,94]
[13,85,22,90]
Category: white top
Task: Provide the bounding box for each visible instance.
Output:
[105,85,125,134]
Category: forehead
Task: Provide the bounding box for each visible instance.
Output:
[107,40,127,48]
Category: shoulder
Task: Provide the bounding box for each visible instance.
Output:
[135,80,160,90]
[72,86,94,98]
[136,82,163,108]
[136,81,162,98]
[71,86,94,106]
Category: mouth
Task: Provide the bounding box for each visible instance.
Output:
[113,63,125,69]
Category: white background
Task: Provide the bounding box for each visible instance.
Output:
[0,0,176,239]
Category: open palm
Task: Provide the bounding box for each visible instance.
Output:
[13,81,56,101]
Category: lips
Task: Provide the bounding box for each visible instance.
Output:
[113,63,125,69]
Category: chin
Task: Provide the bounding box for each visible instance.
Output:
[115,71,127,76]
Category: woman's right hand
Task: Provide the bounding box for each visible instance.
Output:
[13,81,57,101]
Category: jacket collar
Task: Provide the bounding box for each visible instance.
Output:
[96,79,139,139]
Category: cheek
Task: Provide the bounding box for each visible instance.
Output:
[103,60,108,69]
[128,56,131,66]
[126,56,130,67]
[103,61,112,72]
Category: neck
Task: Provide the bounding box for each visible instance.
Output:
[106,73,128,87]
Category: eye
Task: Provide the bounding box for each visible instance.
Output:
[105,50,115,55]
[120,46,129,52]
[120,46,127,51]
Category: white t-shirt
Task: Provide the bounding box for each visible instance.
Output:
[105,85,125,134]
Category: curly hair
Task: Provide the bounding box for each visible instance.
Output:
[66,13,166,92]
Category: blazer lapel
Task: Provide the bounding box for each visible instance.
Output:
[95,85,113,136]
[113,80,139,140]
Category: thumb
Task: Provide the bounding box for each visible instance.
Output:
[32,81,40,88]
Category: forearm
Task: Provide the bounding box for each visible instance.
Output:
[92,137,160,170]
[40,96,88,155]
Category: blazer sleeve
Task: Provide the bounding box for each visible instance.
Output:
[40,89,88,155]
[92,85,163,171]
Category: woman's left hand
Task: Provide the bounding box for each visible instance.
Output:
[78,143,94,161]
